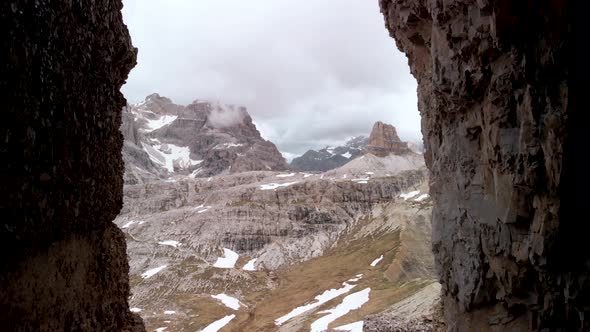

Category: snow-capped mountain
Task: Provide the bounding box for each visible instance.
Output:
[120,94,289,184]
[290,136,369,172]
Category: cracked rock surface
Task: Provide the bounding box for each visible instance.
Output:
[1,1,144,330]
[379,0,588,330]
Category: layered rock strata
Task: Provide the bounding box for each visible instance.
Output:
[364,121,412,157]
[380,0,587,330]
[0,1,144,330]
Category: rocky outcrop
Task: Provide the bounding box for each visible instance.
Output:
[291,136,368,172]
[0,1,144,331]
[364,121,412,157]
[122,94,289,183]
[380,0,587,330]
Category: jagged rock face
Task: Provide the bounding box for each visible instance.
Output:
[291,136,368,172]
[364,122,412,157]
[0,1,144,331]
[122,94,289,183]
[380,0,587,330]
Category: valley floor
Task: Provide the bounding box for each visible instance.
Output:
[116,170,439,332]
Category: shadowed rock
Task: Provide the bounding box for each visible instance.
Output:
[380,0,588,330]
[0,1,144,330]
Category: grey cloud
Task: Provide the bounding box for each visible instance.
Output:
[207,103,246,129]
[122,0,420,156]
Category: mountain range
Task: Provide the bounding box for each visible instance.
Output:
[121,94,289,185]
[116,95,436,331]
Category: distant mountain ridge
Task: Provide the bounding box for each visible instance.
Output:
[291,121,421,172]
[290,136,369,172]
[121,94,289,184]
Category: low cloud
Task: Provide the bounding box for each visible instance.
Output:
[122,0,420,156]
[207,104,246,129]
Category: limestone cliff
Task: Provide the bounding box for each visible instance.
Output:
[380,0,588,330]
[0,1,144,330]
[364,121,412,157]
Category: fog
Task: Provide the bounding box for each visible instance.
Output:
[121,0,420,157]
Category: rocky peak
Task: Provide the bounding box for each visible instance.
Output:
[290,136,368,172]
[364,121,412,157]
[121,95,288,184]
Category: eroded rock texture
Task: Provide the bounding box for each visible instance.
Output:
[364,121,412,157]
[380,0,588,330]
[0,1,144,331]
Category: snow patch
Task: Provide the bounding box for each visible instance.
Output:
[164,310,176,315]
[141,265,167,279]
[365,171,375,175]
[260,182,298,190]
[310,288,371,332]
[145,115,177,131]
[145,143,202,173]
[122,220,142,229]
[211,294,241,310]
[158,240,181,248]
[190,168,203,178]
[197,207,212,214]
[215,142,244,149]
[242,258,257,271]
[275,281,356,326]
[400,190,420,200]
[200,314,236,332]
[213,248,239,269]
[414,194,429,202]
[334,321,364,332]
[130,307,142,313]
[155,327,167,332]
[370,255,384,267]
[347,275,363,282]
[276,173,296,178]
[342,152,352,159]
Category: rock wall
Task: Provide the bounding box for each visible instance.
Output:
[0,1,144,331]
[379,0,588,330]
[364,121,412,157]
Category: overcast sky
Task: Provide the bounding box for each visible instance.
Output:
[121,0,420,158]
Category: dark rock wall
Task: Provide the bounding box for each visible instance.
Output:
[380,0,588,330]
[0,1,143,331]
